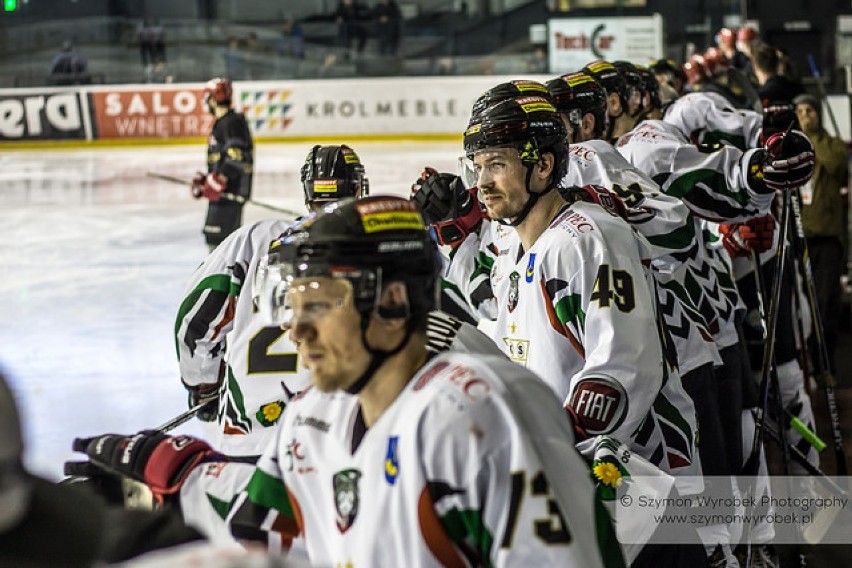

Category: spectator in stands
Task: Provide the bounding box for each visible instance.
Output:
[48,40,89,86]
[753,42,804,108]
[151,19,166,66]
[373,0,402,56]
[136,19,156,68]
[225,37,245,80]
[794,92,850,373]
[278,17,305,60]
[335,0,367,58]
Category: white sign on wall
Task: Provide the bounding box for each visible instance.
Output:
[547,14,664,75]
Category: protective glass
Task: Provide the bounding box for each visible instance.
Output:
[457,155,477,189]
[258,258,380,328]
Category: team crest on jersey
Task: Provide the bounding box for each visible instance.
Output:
[333,469,362,533]
[508,271,520,312]
[384,436,400,485]
[525,254,536,283]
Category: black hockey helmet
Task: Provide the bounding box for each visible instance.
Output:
[612,60,645,114]
[546,71,608,140]
[470,80,549,117]
[635,65,662,110]
[464,95,568,182]
[300,144,368,204]
[266,195,438,323]
[203,77,233,106]
[582,60,629,114]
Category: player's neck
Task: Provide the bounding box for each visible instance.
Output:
[358,336,428,428]
[515,190,566,251]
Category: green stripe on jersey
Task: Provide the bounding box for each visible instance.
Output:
[245,467,296,520]
[555,293,586,330]
[173,273,236,355]
[441,507,495,567]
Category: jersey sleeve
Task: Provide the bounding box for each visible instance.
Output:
[441,221,499,321]
[664,93,762,151]
[661,143,772,223]
[174,224,261,390]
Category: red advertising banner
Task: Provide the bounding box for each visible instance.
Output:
[90,87,214,140]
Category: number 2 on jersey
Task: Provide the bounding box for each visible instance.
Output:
[247,327,298,374]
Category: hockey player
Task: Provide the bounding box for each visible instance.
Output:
[177,144,368,458]
[191,77,254,251]
[460,94,701,476]
[68,196,626,568]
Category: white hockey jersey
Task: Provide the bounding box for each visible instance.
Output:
[489,201,700,479]
[563,139,721,375]
[180,352,627,568]
[663,91,762,151]
[616,119,771,348]
[176,220,309,457]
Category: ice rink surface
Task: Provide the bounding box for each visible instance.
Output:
[1,140,463,481]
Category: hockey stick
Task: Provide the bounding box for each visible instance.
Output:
[155,400,212,432]
[744,188,794,478]
[789,187,849,475]
[145,172,300,217]
[806,54,842,138]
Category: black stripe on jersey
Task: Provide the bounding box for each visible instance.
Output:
[229,497,272,543]
[185,290,230,356]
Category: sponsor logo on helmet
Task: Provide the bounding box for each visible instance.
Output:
[356,200,424,233]
[313,179,338,193]
[566,73,594,87]
[333,468,362,533]
[464,123,482,136]
[569,377,628,435]
[512,80,548,93]
[384,436,400,485]
[516,96,556,114]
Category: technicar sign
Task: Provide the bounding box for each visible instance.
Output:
[548,15,664,74]
[0,91,86,140]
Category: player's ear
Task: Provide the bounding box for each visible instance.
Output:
[375,281,409,327]
[537,152,555,179]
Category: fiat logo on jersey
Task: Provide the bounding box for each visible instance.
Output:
[569,377,628,435]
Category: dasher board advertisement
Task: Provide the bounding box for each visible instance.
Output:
[548,15,664,74]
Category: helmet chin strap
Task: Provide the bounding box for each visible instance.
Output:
[496,164,554,228]
[344,306,416,396]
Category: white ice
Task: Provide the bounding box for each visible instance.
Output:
[1,141,462,481]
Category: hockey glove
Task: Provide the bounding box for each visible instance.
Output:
[187,382,219,423]
[719,214,775,258]
[66,431,217,501]
[190,172,206,199]
[411,167,469,225]
[202,172,227,202]
[412,168,485,248]
[760,130,815,192]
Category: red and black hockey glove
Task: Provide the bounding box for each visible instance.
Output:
[411,167,485,248]
[65,431,218,503]
[719,213,775,258]
[759,129,815,192]
[201,172,227,202]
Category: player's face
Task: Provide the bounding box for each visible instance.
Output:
[285,277,371,392]
[473,147,532,221]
